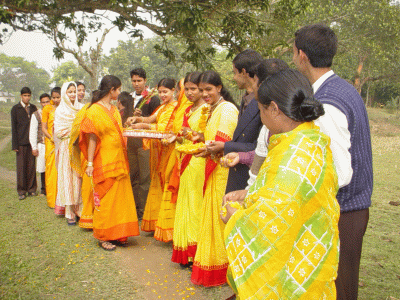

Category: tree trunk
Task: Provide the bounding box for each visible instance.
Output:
[353,55,367,94]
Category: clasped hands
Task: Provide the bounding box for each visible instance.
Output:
[220,189,248,224]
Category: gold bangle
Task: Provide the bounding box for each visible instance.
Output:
[87,162,93,167]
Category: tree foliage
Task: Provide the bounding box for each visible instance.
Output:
[0,0,309,67]
[51,61,89,88]
[273,0,400,96]
[0,53,50,99]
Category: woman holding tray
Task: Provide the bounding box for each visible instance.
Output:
[80,75,140,251]
[127,78,178,234]
[186,70,239,287]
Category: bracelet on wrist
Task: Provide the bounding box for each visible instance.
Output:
[87,162,93,167]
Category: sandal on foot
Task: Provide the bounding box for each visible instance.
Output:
[67,219,76,226]
[99,241,116,251]
[112,240,129,247]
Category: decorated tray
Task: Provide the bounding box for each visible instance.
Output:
[123,129,171,139]
[175,142,205,154]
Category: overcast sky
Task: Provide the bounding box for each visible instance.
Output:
[0,20,153,76]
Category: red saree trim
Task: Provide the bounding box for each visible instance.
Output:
[191,263,228,287]
[154,226,173,243]
[203,133,231,194]
[54,205,65,216]
[79,218,93,229]
[141,219,157,232]
[93,221,139,241]
[171,244,197,265]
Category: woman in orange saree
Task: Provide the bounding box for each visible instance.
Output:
[80,75,139,251]
[127,78,178,235]
[189,71,239,287]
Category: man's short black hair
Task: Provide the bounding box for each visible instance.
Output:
[251,59,290,84]
[130,68,146,79]
[39,93,51,101]
[51,87,61,95]
[233,49,263,75]
[20,87,31,95]
[294,24,338,68]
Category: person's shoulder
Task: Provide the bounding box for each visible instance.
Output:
[222,101,239,112]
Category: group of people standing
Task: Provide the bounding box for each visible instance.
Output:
[11,23,373,300]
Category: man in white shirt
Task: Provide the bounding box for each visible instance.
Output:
[293,24,373,300]
[29,93,51,195]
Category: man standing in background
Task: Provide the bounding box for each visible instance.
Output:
[11,87,38,200]
[30,93,51,196]
[128,68,160,220]
[293,23,373,300]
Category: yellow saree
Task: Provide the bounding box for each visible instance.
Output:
[191,101,238,287]
[80,103,139,241]
[42,104,57,208]
[171,103,206,264]
[154,82,192,242]
[141,101,178,232]
[224,122,340,299]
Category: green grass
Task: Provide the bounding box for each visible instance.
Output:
[0,107,399,299]
[0,180,142,300]
[0,138,16,171]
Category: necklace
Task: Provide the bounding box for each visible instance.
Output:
[210,96,223,110]
[99,100,111,109]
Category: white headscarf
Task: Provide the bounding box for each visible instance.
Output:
[54,81,84,139]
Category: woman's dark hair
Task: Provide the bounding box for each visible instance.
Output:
[67,82,76,90]
[184,71,202,85]
[257,68,324,122]
[199,70,236,105]
[91,75,122,106]
[157,78,176,90]
[117,91,133,123]
[75,81,86,88]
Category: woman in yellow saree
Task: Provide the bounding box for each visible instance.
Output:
[42,87,61,208]
[80,75,139,251]
[127,78,178,234]
[222,69,340,299]
[189,70,239,287]
[153,78,192,242]
[170,72,206,264]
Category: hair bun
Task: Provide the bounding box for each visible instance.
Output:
[298,96,325,121]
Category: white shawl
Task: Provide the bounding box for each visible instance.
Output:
[54,82,84,139]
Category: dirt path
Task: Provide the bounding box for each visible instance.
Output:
[115,233,232,300]
[0,134,232,299]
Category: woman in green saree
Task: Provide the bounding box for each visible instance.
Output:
[222,69,340,300]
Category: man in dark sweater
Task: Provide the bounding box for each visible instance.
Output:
[11,87,38,200]
[207,49,263,193]
[293,24,373,300]
[128,68,160,220]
